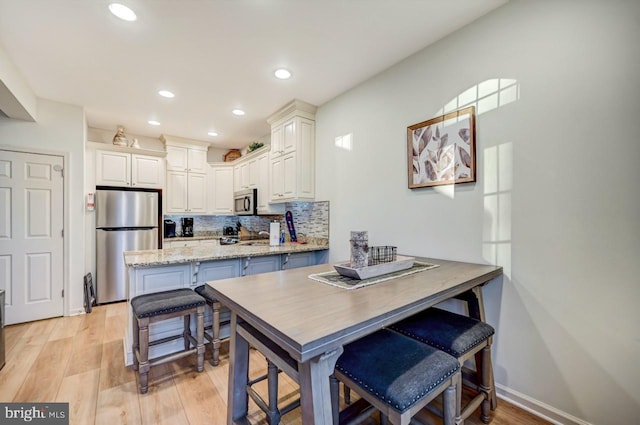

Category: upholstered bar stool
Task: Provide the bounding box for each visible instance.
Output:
[193,287,299,424]
[194,284,227,366]
[388,307,495,424]
[241,322,301,425]
[131,288,206,394]
[330,328,460,425]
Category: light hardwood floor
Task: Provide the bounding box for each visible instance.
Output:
[0,303,550,425]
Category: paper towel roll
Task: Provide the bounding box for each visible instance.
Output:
[270,222,280,246]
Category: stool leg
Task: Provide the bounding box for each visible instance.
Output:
[132,316,140,371]
[138,317,150,394]
[212,301,222,366]
[469,286,498,411]
[480,345,493,424]
[197,305,205,372]
[443,377,456,425]
[380,412,389,425]
[330,374,339,425]
[266,360,281,425]
[184,314,192,351]
[455,364,463,423]
[344,384,351,404]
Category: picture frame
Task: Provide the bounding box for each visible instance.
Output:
[407,106,476,188]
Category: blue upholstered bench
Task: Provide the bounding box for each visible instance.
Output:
[131,288,206,394]
[389,307,496,424]
[330,328,460,425]
[194,284,227,366]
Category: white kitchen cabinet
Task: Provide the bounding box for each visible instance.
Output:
[96,149,164,188]
[165,239,201,248]
[187,172,207,212]
[227,147,283,214]
[166,171,187,211]
[233,164,242,192]
[233,160,255,191]
[208,164,234,214]
[162,136,209,213]
[163,239,218,248]
[164,239,219,248]
[267,100,316,203]
[131,154,165,188]
[256,152,284,214]
[165,143,208,173]
[247,159,258,189]
[166,170,206,213]
[270,125,283,157]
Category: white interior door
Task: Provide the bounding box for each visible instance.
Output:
[0,150,64,325]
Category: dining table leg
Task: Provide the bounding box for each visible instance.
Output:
[297,346,344,425]
[227,313,250,425]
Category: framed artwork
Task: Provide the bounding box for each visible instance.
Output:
[407,106,476,188]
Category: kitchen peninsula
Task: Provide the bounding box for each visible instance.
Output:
[122,241,328,365]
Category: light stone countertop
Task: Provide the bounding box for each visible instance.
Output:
[124,242,329,268]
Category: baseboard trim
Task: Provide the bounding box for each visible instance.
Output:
[68,308,86,316]
[496,383,592,425]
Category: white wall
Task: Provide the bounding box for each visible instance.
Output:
[0,98,86,316]
[315,1,640,424]
[0,41,36,120]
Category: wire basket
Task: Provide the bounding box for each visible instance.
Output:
[368,246,397,266]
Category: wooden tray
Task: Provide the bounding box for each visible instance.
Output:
[333,256,415,280]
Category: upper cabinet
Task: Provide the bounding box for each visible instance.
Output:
[267,100,316,203]
[165,142,208,173]
[93,145,165,189]
[207,163,234,215]
[162,135,209,214]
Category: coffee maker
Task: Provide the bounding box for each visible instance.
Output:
[181,217,194,237]
[164,219,176,238]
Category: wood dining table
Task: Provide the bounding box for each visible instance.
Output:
[207,256,503,425]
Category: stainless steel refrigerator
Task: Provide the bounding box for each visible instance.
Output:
[95,189,159,304]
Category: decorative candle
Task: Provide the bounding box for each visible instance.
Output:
[350,231,369,268]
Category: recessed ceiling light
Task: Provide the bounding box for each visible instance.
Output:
[108,3,137,21]
[148,120,160,126]
[158,90,175,98]
[232,109,245,116]
[274,68,292,80]
[207,131,218,137]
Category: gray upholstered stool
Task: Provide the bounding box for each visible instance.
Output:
[131,288,206,394]
[194,284,228,366]
[389,307,495,424]
[330,328,460,425]
[242,322,301,425]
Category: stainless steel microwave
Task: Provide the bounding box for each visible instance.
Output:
[234,188,257,215]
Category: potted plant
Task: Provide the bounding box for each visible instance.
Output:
[248,141,264,152]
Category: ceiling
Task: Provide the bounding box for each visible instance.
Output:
[0,0,506,149]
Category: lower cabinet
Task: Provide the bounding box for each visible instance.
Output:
[243,255,282,276]
[165,240,200,248]
[282,252,316,270]
[196,259,242,283]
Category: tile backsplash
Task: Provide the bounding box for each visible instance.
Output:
[165,200,329,241]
